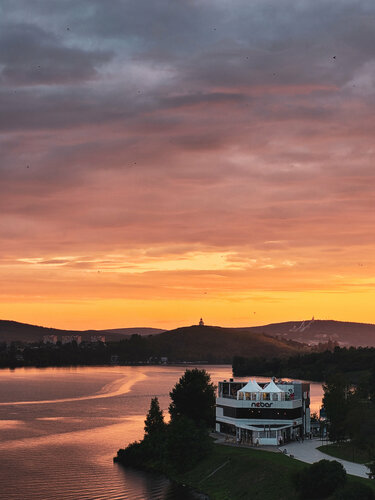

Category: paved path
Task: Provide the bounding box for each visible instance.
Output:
[280,439,370,478]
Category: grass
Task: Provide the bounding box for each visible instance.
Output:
[174,444,303,500]
[172,443,375,500]
[318,442,371,465]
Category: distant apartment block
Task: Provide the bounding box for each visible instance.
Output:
[90,335,106,343]
[61,335,82,345]
[43,335,58,344]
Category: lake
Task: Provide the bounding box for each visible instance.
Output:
[0,365,323,499]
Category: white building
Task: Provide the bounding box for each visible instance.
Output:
[216,377,310,446]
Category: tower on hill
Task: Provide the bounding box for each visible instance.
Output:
[199,318,204,326]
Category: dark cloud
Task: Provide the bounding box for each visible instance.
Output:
[1,0,375,262]
[0,23,112,86]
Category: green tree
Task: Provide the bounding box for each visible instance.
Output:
[367,458,375,480]
[144,397,165,438]
[169,369,216,428]
[165,416,212,472]
[293,460,347,499]
[369,363,375,404]
[346,406,375,458]
[323,376,351,442]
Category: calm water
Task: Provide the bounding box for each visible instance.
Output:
[0,365,323,500]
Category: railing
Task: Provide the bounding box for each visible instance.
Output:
[216,396,303,409]
[218,394,237,399]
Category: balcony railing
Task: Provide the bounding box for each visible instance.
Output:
[216,396,302,409]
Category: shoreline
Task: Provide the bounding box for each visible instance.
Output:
[114,441,375,500]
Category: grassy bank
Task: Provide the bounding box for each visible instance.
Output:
[318,442,371,465]
[167,443,375,500]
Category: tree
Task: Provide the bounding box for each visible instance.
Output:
[144,397,165,438]
[370,363,375,404]
[323,376,351,442]
[367,458,375,480]
[346,406,375,458]
[169,369,216,428]
[293,460,347,499]
[165,416,212,472]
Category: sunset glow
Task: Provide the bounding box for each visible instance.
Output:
[1,1,375,329]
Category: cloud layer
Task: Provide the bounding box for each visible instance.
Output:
[1,0,375,328]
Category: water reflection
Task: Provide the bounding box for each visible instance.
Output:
[0,365,323,499]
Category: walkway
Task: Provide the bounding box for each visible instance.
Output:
[280,439,370,479]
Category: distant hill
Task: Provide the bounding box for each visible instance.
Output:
[0,320,164,343]
[2,318,374,350]
[102,328,165,337]
[142,325,307,363]
[244,319,375,347]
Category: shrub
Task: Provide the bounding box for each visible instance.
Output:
[293,460,347,499]
[115,441,146,467]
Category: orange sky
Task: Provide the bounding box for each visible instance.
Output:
[1,1,375,330]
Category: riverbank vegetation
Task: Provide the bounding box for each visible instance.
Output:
[0,325,306,368]
[115,369,215,473]
[114,368,375,499]
[233,346,375,382]
[118,439,375,499]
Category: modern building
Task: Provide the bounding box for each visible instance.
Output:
[216,377,310,445]
[90,335,106,343]
[43,335,58,344]
[61,335,82,345]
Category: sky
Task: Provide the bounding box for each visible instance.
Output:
[1,0,375,330]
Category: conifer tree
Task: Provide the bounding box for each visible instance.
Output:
[169,369,216,428]
[144,397,165,438]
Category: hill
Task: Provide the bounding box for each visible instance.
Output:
[0,320,164,343]
[102,327,165,337]
[0,323,307,367]
[2,317,375,348]
[244,319,375,347]
[141,325,306,363]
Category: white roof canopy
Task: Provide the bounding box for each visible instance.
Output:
[262,379,283,393]
[238,379,263,393]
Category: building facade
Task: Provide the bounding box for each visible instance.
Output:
[43,335,58,344]
[90,335,106,343]
[61,335,82,345]
[216,378,310,445]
